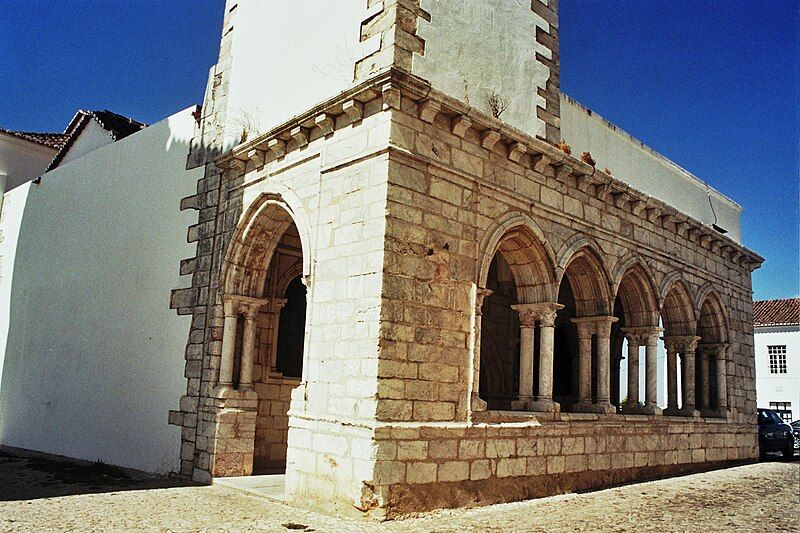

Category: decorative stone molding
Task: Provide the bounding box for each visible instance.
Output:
[212,69,762,276]
[663,335,702,354]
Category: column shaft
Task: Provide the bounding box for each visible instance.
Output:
[644,336,660,413]
[576,332,593,408]
[238,309,259,390]
[715,349,728,413]
[219,301,239,387]
[700,350,710,411]
[681,350,697,415]
[538,323,555,401]
[594,319,616,413]
[626,341,640,407]
[666,349,678,412]
[517,325,535,403]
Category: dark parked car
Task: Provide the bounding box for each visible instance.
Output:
[757,408,795,459]
[792,420,800,453]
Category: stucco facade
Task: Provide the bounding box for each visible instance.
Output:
[753,299,800,422]
[168,0,763,519]
[0,108,199,474]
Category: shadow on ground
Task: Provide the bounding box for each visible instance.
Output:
[0,451,191,501]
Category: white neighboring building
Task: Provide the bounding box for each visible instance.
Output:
[0,107,199,474]
[754,298,800,422]
[0,128,66,214]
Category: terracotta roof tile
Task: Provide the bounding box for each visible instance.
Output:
[754,298,800,327]
[0,128,69,149]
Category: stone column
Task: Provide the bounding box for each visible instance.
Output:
[571,318,595,412]
[594,317,618,414]
[664,338,680,415]
[218,297,240,390]
[267,298,288,374]
[621,329,641,413]
[511,304,537,410]
[699,345,711,413]
[679,336,700,417]
[530,303,564,413]
[471,288,492,412]
[713,344,729,416]
[643,328,663,415]
[238,302,263,390]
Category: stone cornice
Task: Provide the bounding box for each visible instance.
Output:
[214,68,764,272]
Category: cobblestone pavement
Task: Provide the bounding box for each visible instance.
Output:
[1,453,797,532]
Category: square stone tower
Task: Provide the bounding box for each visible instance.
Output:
[171,0,762,519]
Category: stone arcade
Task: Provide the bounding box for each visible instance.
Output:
[169,0,763,519]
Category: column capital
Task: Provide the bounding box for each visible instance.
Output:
[621,326,663,346]
[572,315,618,337]
[663,335,702,353]
[701,343,730,359]
[223,293,271,316]
[239,302,262,320]
[475,287,493,315]
[268,297,288,313]
[512,302,564,326]
[511,303,542,326]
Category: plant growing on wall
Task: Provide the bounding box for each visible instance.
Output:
[557,140,572,155]
[581,151,596,167]
[487,90,509,119]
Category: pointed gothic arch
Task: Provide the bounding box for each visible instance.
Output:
[660,274,696,336]
[612,257,660,327]
[477,212,557,302]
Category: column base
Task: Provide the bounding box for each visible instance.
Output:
[511,399,533,411]
[662,406,681,416]
[471,394,488,412]
[530,399,560,413]
[591,401,617,414]
[710,407,728,418]
[641,403,662,415]
[571,401,596,413]
[621,403,645,415]
[679,406,700,417]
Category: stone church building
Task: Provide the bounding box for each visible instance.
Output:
[0,0,763,521]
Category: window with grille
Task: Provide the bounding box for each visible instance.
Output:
[768,345,787,374]
[769,402,792,422]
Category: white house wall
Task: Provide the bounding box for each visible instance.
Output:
[560,95,742,242]
[58,119,114,167]
[755,326,800,419]
[0,108,199,474]
[0,135,56,192]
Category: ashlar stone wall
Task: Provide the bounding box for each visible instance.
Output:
[172,69,762,519]
[367,72,762,515]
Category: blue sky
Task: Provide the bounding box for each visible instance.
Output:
[2,0,797,300]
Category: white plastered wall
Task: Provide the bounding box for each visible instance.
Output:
[58,120,115,167]
[0,135,56,192]
[560,95,742,242]
[415,0,551,139]
[755,327,800,417]
[0,108,199,474]
[220,0,371,148]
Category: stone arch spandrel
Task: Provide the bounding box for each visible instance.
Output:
[476,212,557,303]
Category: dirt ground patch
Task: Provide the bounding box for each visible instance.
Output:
[0,452,797,532]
